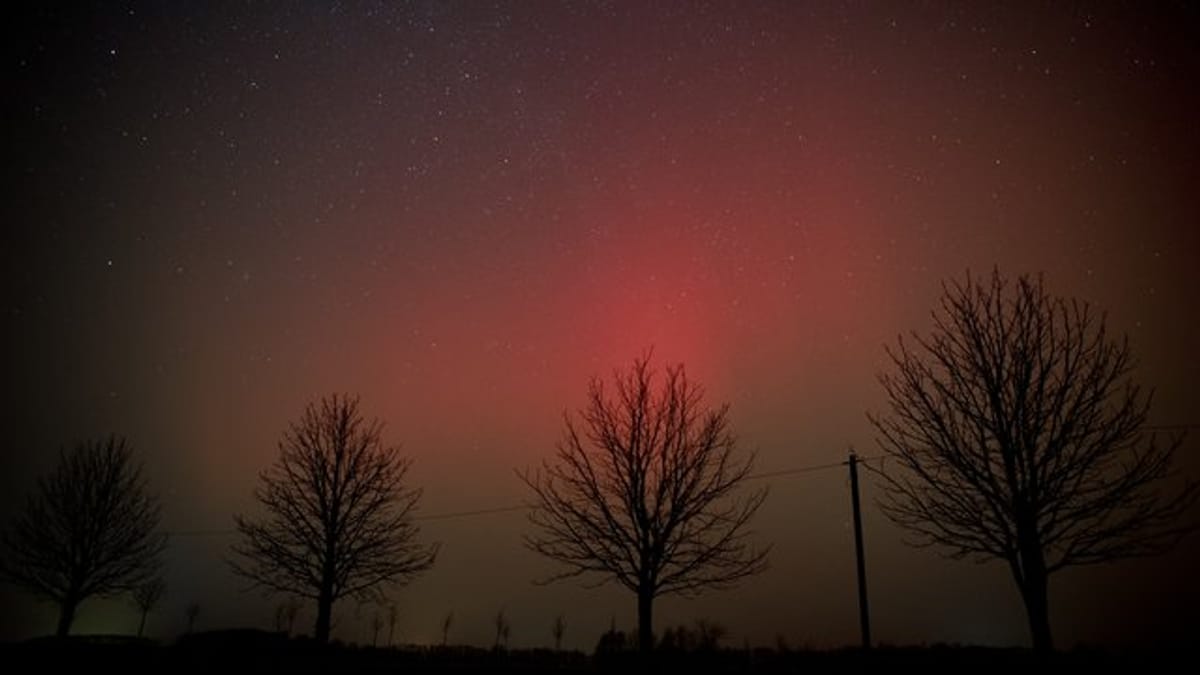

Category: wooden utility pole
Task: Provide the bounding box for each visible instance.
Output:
[848,451,872,649]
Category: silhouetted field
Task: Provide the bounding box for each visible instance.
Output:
[2,631,1186,674]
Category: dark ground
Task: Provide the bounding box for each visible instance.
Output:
[2,631,1187,674]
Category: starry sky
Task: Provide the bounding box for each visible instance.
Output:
[3,0,1199,649]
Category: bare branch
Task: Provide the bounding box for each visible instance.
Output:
[0,436,166,636]
[870,269,1199,650]
[520,355,770,650]
[229,394,438,642]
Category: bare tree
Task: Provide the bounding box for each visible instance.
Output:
[131,577,166,637]
[693,618,727,651]
[440,610,453,646]
[370,607,383,647]
[274,601,288,633]
[551,613,566,651]
[493,607,510,649]
[230,394,438,643]
[274,596,301,635]
[387,603,398,647]
[0,436,166,637]
[660,618,727,653]
[870,269,1199,652]
[521,356,769,652]
[185,601,200,634]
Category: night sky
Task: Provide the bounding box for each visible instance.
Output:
[4,1,1199,649]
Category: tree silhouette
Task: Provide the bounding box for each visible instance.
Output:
[659,618,728,653]
[387,603,398,646]
[552,613,566,651]
[230,394,438,643]
[870,269,1199,652]
[370,606,383,647]
[521,355,769,652]
[274,598,301,634]
[440,610,453,646]
[493,607,510,650]
[0,436,166,637]
[185,601,200,633]
[131,577,166,637]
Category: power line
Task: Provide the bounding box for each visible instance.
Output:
[160,424,1195,538]
[747,460,851,480]
[415,504,528,521]
[850,424,1200,480]
[166,529,238,537]
[161,457,871,537]
[154,421,1198,537]
[858,458,889,478]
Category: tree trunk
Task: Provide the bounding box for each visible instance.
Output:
[315,586,333,643]
[56,595,79,638]
[1021,566,1053,653]
[138,608,148,637]
[1014,516,1054,654]
[636,589,653,653]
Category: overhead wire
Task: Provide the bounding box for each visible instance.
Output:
[162,455,876,537]
[161,422,1195,537]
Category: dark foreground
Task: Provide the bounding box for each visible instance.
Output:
[4,632,1184,674]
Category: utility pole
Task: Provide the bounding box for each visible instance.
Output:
[848,451,872,649]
